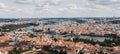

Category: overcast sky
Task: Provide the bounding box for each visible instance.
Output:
[0,0,120,18]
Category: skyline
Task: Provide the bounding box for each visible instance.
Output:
[0,0,120,18]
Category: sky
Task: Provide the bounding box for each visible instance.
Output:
[0,0,120,18]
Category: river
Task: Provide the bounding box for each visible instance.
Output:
[22,26,114,42]
[66,35,115,42]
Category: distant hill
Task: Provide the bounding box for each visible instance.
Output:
[0,18,18,22]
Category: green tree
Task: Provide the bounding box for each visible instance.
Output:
[53,38,58,42]
[98,48,104,54]
[73,37,80,43]
[9,48,24,54]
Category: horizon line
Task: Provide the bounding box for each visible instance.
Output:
[0,16,119,19]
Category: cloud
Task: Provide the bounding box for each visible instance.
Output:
[0,0,120,18]
[0,2,35,18]
[83,0,120,12]
[48,0,62,5]
[0,3,6,9]
[15,0,33,4]
[87,0,120,7]
[15,0,62,6]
